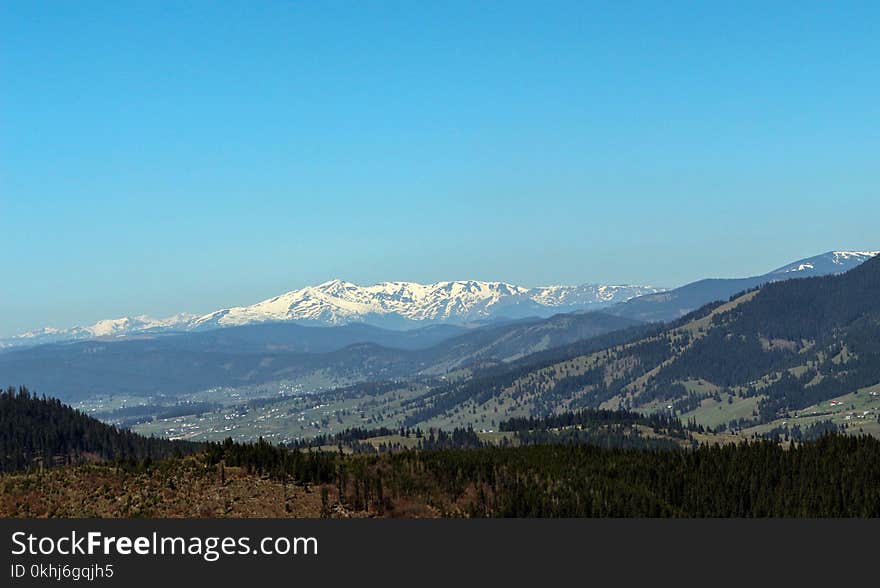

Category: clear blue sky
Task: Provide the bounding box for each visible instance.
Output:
[2,1,878,335]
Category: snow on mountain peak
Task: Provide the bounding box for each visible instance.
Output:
[770,250,879,276]
[6,278,656,349]
[184,279,663,331]
[831,251,880,263]
[2,313,198,348]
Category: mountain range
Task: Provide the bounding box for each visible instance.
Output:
[3,250,875,350]
[2,280,662,348]
[189,280,660,330]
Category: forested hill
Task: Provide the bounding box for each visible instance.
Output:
[398,253,880,433]
[615,252,880,422]
[0,387,199,473]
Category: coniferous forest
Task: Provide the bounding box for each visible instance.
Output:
[3,386,880,517]
[203,434,880,517]
[0,386,198,473]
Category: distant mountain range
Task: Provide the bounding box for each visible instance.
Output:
[188,280,661,330]
[1,280,663,348]
[1,250,875,352]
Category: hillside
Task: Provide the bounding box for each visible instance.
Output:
[400,254,880,434]
[0,387,198,472]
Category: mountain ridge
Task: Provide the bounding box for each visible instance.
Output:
[608,250,878,323]
[1,279,663,348]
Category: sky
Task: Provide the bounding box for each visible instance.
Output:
[1,1,879,336]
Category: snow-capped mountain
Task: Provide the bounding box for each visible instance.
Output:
[189,280,662,330]
[2,314,198,348]
[0,280,663,349]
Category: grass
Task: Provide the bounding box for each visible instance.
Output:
[742,384,880,437]
[680,394,763,429]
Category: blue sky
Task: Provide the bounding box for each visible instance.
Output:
[2,1,878,335]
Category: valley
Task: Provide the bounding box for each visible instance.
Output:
[2,250,880,447]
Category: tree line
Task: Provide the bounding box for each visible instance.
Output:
[0,386,200,473]
[201,433,880,517]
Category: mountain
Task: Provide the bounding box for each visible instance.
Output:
[608,250,878,323]
[181,280,661,330]
[0,279,661,349]
[401,252,880,433]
